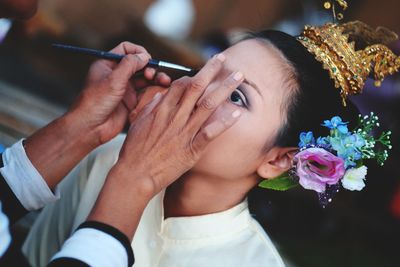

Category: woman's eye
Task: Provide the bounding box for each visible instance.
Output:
[230,88,248,108]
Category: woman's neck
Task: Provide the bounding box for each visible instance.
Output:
[163,171,258,218]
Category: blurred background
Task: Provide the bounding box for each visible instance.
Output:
[0,0,399,266]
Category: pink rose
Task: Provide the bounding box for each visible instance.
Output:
[294,148,345,193]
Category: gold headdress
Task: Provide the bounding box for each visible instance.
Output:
[297,1,400,106]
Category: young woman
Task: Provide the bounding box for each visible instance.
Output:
[23,30,360,267]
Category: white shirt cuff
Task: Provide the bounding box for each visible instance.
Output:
[0,202,11,257]
[0,139,60,211]
[51,228,128,267]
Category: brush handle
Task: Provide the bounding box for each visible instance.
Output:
[52,44,161,67]
[52,43,202,78]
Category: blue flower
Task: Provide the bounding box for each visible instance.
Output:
[316,136,331,150]
[322,116,349,134]
[346,134,366,149]
[299,131,315,148]
[317,137,329,145]
[329,134,366,168]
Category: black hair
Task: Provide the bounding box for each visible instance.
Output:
[246,30,360,147]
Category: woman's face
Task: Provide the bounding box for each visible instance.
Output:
[192,39,291,180]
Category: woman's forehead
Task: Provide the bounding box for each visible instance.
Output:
[224,38,282,63]
[223,39,290,99]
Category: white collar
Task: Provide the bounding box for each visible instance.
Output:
[156,191,251,240]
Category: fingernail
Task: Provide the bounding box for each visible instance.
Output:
[233,72,244,81]
[152,92,161,100]
[232,110,241,118]
[147,67,156,75]
[216,53,226,62]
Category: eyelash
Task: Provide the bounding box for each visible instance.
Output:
[229,87,249,108]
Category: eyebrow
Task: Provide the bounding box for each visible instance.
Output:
[243,78,262,98]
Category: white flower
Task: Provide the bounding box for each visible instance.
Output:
[341,166,368,191]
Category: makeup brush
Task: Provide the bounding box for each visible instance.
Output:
[52,43,197,76]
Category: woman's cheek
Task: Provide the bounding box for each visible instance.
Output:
[193,104,264,178]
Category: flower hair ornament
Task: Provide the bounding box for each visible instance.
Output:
[259,1,395,207]
[259,114,392,207]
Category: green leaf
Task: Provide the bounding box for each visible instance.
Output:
[258,173,298,191]
[355,160,364,168]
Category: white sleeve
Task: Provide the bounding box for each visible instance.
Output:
[23,135,125,267]
[0,139,59,211]
[0,202,11,257]
[22,156,90,267]
[51,228,128,267]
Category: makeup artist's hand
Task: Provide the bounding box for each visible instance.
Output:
[70,41,171,146]
[87,54,244,238]
[24,41,171,190]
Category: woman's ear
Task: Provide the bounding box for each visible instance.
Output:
[257,147,297,180]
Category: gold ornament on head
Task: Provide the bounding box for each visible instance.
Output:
[297,1,400,106]
[323,0,348,22]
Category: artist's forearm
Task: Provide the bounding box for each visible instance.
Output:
[87,167,154,240]
[24,110,100,190]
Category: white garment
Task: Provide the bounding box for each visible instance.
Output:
[0,139,127,266]
[0,202,11,257]
[1,139,60,210]
[23,134,285,267]
[51,228,128,267]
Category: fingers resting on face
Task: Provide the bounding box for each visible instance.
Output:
[118,53,245,195]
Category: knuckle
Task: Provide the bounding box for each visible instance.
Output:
[189,79,205,92]
[199,97,216,111]
[133,54,145,65]
[211,57,222,67]
[125,53,135,60]
[207,56,223,71]
[125,54,137,63]
[121,41,131,48]
[110,43,121,52]
[119,55,134,68]
[135,44,146,51]
[171,77,187,89]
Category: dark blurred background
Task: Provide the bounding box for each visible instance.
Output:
[0,0,399,266]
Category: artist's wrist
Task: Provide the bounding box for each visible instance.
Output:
[63,109,103,149]
[110,163,157,201]
[23,112,100,190]
[87,166,153,239]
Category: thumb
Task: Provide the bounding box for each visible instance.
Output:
[107,53,151,96]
